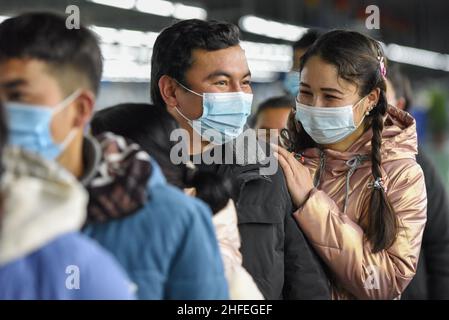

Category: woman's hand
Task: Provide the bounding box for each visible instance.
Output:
[273,145,315,208]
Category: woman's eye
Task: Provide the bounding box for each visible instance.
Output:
[300,90,311,95]
[242,80,251,86]
[325,95,338,100]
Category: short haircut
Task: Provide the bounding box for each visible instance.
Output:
[150,19,240,108]
[251,95,294,127]
[0,12,103,95]
[293,29,324,50]
[256,95,294,116]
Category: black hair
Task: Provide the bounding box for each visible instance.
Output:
[293,29,324,50]
[388,64,413,111]
[286,30,397,253]
[250,95,295,127]
[256,95,295,115]
[150,19,240,108]
[91,103,232,214]
[0,12,103,94]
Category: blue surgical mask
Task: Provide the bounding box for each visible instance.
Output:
[5,90,81,161]
[175,81,253,144]
[283,71,300,97]
[295,97,367,145]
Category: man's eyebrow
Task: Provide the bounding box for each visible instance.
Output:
[0,79,27,89]
[300,82,310,88]
[204,70,251,81]
[204,71,231,81]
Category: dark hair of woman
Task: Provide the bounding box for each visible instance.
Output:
[91,103,232,214]
[284,30,397,252]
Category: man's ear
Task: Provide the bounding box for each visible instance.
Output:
[72,90,95,128]
[159,75,179,110]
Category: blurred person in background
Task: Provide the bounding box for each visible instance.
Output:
[151,19,330,299]
[283,29,323,97]
[424,90,449,192]
[386,65,449,300]
[278,30,427,299]
[0,99,134,300]
[91,103,264,300]
[252,95,294,145]
[0,12,228,300]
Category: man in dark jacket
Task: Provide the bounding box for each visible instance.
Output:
[150,19,330,299]
[386,64,449,299]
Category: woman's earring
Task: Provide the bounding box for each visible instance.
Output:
[366,105,374,116]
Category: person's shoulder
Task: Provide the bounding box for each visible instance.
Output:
[225,160,289,196]
[384,156,424,181]
[43,232,121,265]
[137,181,213,236]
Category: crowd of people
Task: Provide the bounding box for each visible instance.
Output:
[0,11,447,300]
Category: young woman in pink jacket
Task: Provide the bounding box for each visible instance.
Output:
[276,30,427,299]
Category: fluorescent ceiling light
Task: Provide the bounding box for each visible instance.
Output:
[386,43,449,72]
[239,15,308,42]
[119,29,151,47]
[89,0,136,10]
[103,59,150,81]
[0,15,10,23]
[90,26,120,44]
[89,0,207,20]
[135,0,174,17]
[92,24,449,82]
[173,3,207,20]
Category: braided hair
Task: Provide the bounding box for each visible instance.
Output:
[285,30,397,252]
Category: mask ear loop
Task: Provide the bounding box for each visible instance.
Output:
[173,79,205,124]
[50,89,83,152]
[173,79,203,98]
[175,106,193,125]
[353,96,372,128]
[52,89,82,115]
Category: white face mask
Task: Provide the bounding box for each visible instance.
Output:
[295,97,367,145]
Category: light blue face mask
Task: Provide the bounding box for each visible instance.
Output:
[175,81,253,144]
[283,71,300,97]
[295,96,367,145]
[5,90,81,161]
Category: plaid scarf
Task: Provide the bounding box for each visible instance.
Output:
[85,132,152,223]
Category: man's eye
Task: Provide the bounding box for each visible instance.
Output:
[325,95,339,100]
[299,90,312,96]
[7,92,23,101]
[242,79,251,85]
[215,80,228,86]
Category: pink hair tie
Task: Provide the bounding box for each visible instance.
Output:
[378,56,387,80]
